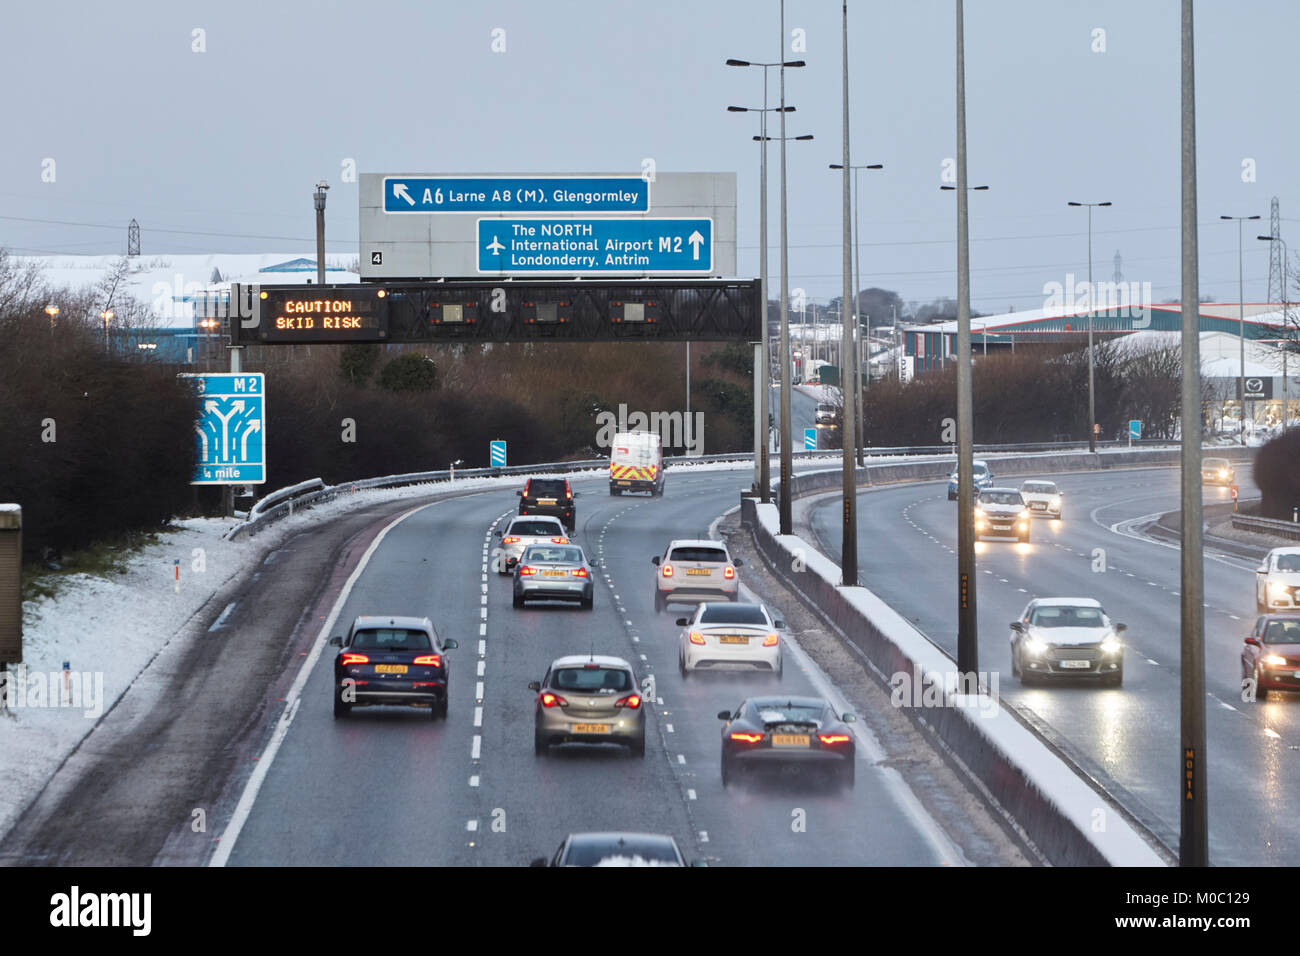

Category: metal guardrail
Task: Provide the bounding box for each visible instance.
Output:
[1230,513,1300,542]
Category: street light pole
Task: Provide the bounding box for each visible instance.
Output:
[1068,200,1112,451]
[314,181,329,287]
[837,0,858,585]
[1222,215,1260,443]
[1179,0,1208,868]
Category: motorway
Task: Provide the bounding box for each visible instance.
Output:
[807,465,1297,865]
[218,468,966,867]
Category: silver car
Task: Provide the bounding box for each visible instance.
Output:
[530,832,690,867]
[494,515,569,575]
[653,539,743,613]
[529,655,652,756]
[513,543,596,609]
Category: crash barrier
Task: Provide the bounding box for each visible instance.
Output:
[1231,513,1300,542]
[740,495,1169,866]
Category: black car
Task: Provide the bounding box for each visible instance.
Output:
[530,832,690,867]
[518,477,577,531]
[329,615,458,719]
[717,696,857,789]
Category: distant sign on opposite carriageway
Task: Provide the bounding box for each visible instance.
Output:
[360,172,736,280]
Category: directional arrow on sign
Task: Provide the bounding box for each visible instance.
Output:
[392,183,415,206]
[241,420,262,460]
[688,230,704,261]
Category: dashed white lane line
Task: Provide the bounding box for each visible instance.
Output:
[466,820,478,832]
[665,723,674,733]
[687,789,697,800]
[469,775,479,788]
[1265,728,1281,739]
[480,608,487,620]
[471,735,482,759]
[1147,658,1160,665]
[478,639,486,655]
[475,681,484,700]
[473,706,483,727]
[676,754,686,764]
[699,831,709,843]
[477,660,486,677]
[208,602,237,632]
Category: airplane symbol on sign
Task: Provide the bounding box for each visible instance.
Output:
[486,236,505,255]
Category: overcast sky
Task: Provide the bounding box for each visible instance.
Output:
[3,0,1297,315]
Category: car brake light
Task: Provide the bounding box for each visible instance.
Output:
[412,654,442,666]
[763,633,778,646]
[662,564,673,577]
[565,482,573,499]
[689,631,706,645]
[503,536,521,544]
[723,566,736,579]
[818,733,851,745]
[341,653,369,666]
[551,537,569,544]
[540,692,567,707]
[730,732,763,743]
[570,567,589,577]
[519,565,538,576]
[615,694,641,709]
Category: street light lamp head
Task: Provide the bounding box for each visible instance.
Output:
[794,134,814,141]
[783,60,806,67]
[727,105,748,112]
[866,164,884,169]
[725,58,751,66]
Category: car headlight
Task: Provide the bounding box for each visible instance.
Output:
[1023,637,1048,655]
[1268,581,1289,596]
[1019,510,1030,520]
[1100,638,1122,655]
[1263,654,1288,667]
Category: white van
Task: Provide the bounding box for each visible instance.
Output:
[610,431,665,497]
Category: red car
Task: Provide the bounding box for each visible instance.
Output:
[1241,613,1300,700]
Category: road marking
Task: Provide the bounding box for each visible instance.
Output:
[469,775,479,788]
[209,499,436,867]
[1265,728,1281,739]
[687,789,697,800]
[478,639,486,656]
[677,754,686,764]
[699,830,709,843]
[1147,659,1159,665]
[471,735,482,759]
[474,706,483,727]
[479,623,487,636]
[208,602,237,632]
[666,723,674,733]
[480,608,487,620]
[481,594,488,605]
[466,820,478,832]
[476,681,484,699]
[477,660,486,676]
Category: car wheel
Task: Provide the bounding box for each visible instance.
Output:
[513,592,524,609]
[437,695,449,719]
[654,590,666,613]
[534,730,547,756]
[630,732,645,758]
[721,753,733,788]
[838,760,856,790]
[1019,530,1030,544]
[333,689,351,719]
[948,491,957,501]
[1255,665,1268,701]
[581,594,593,611]
[679,654,688,679]
[1011,648,1020,678]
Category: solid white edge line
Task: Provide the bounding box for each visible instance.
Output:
[209,499,437,867]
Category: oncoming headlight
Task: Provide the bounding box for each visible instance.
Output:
[1023,637,1048,656]
[1100,638,1122,655]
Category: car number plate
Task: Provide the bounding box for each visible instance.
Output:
[374,664,408,674]
[1031,502,1046,509]
[686,568,712,576]
[719,635,749,644]
[542,569,567,577]
[572,723,610,734]
[618,481,631,486]
[1058,659,1090,669]
[772,734,809,747]
[537,497,557,505]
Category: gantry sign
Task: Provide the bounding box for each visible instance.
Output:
[230,170,758,345]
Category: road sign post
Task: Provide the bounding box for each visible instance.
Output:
[490,440,507,468]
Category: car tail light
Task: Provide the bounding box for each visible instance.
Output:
[818,733,851,745]
[615,694,641,709]
[412,654,442,666]
[662,564,673,577]
[723,566,736,580]
[540,692,568,707]
[729,732,763,744]
[570,567,589,578]
[341,653,369,666]
[551,537,569,544]
[565,482,573,499]
[503,536,521,544]
[519,565,538,576]
[688,631,706,645]
[763,633,778,646]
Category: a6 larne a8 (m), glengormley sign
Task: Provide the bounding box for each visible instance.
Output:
[359,172,736,280]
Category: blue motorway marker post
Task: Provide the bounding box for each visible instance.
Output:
[804,428,818,451]
[490,440,507,468]
[1129,419,1141,446]
[477,219,712,274]
[179,373,266,484]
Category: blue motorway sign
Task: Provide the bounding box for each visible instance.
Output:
[1129,419,1141,440]
[804,428,818,450]
[477,218,712,274]
[179,373,266,485]
[490,440,507,467]
[383,177,649,214]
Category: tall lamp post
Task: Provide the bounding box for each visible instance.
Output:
[1221,215,1260,443]
[831,161,884,466]
[1259,234,1291,431]
[314,181,329,286]
[726,91,796,502]
[1067,200,1112,452]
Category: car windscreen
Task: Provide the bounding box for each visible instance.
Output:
[1276,555,1300,572]
[1029,606,1105,629]
[669,547,728,563]
[523,546,583,564]
[699,605,768,625]
[565,839,679,866]
[752,703,826,724]
[1204,459,1228,468]
[1264,620,1300,643]
[973,463,989,475]
[1021,482,1057,494]
[510,521,563,536]
[552,667,631,692]
[351,628,432,650]
[979,492,1023,506]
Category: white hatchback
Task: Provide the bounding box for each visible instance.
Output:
[1019,480,1063,519]
[1256,547,1300,612]
[677,602,784,678]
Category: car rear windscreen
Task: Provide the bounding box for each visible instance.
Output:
[754,703,825,724]
[669,547,727,563]
[527,480,566,496]
[351,629,432,650]
[523,546,583,564]
[511,521,563,536]
[552,667,631,692]
[700,605,767,625]
[566,840,679,866]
